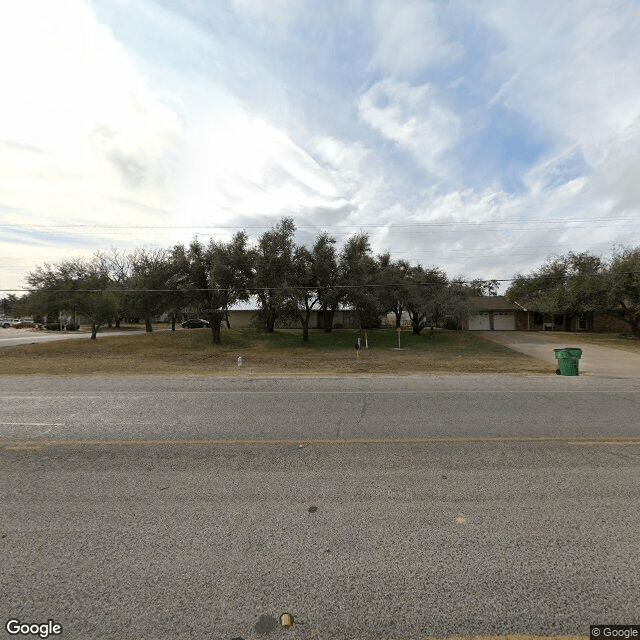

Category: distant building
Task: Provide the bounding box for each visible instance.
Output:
[465,296,633,332]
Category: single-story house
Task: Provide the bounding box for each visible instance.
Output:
[465,297,634,332]
[464,296,527,331]
[225,300,360,330]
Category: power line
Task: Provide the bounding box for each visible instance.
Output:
[3,270,639,294]
[0,217,638,231]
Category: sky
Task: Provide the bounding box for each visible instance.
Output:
[2,0,640,294]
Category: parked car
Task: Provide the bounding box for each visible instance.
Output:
[1,318,20,328]
[181,318,210,329]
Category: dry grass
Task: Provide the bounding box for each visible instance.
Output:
[0,327,550,376]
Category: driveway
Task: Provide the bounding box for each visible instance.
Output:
[478,330,640,378]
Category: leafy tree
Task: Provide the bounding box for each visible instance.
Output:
[403,266,449,335]
[26,256,117,339]
[340,232,382,330]
[606,246,640,337]
[376,256,412,328]
[443,279,477,330]
[506,252,607,330]
[281,244,318,342]
[252,217,296,333]
[124,248,173,332]
[312,232,342,332]
[1,294,19,318]
[465,278,500,296]
[97,249,131,328]
[187,232,252,344]
[166,243,191,331]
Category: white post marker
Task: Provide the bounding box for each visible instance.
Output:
[364,330,368,349]
[397,326,401,349]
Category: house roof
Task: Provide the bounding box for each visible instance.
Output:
[469,296,523,311]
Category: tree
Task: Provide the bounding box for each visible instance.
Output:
[465,278,500,296]
[124,248,173,332]
[377,256,412,328]
[340,232,382,330]
[166,243,191,331]
[1,294,21,318]
[97,249,131,328]
[506,252,607,330]
[26,256,118,339]
[187,232,252,344]
[606,246,640,337]
[281,245,318,342]
[403,266,449,335]
[252,218,296,333]
[442,278,476,331]
[312,232,342,332]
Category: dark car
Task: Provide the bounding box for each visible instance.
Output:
[181,318,210,329]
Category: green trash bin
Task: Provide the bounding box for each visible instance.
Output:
[554,348,582,376]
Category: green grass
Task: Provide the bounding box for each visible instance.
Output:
[167,326,518,354]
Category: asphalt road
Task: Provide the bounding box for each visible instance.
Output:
[2,375,640,639]
[0,328,146,348]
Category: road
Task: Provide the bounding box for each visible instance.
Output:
[2,375,640,639]
[0,328,147,348]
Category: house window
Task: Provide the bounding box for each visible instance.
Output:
[578,317,588,331]
[533,312,543,325]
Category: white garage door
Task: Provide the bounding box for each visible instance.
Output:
[469,312,491,330]
[493,312,515,330]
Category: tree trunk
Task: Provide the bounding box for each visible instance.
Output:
[115,316,120,328]
[145,317,153,333]
[90,323,98,340]
[323,308,335,333]
[207,310,224,344]
[301,310,311,342]
[171,314,176,331]
[395,310,402,328]
[265,308,277,333]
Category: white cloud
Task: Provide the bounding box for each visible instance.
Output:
[474,0,640,165]
[358,79,460,176]
[0,0,185,288]
[231,0,306,36]
[0,1,183,226]
[171,95,352,230]
[373,0,463,76]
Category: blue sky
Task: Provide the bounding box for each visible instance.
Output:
[2,0,640,292]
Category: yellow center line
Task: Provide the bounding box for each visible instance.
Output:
[2,436,640,451]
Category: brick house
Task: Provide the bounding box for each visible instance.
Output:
[465,297,633,332]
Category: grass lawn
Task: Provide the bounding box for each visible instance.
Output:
[0,327,550,376]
